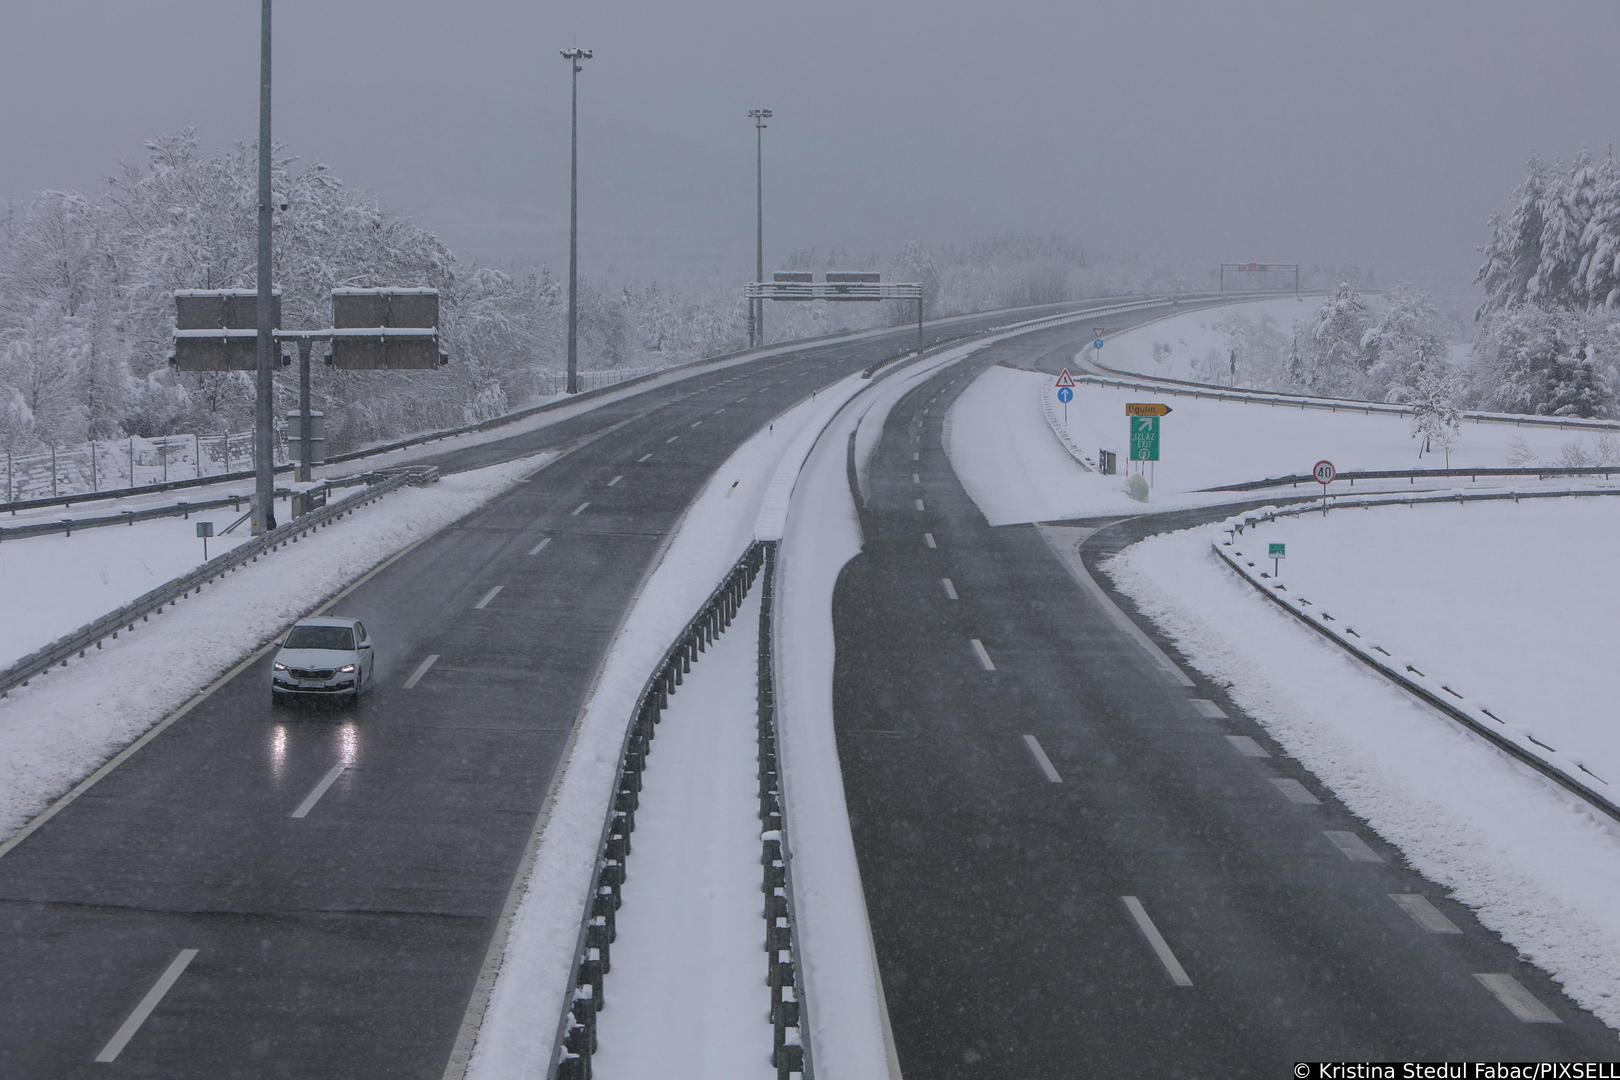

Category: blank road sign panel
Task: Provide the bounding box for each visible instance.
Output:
[330,288,441,369]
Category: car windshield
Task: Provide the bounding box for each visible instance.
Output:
[283,625,355,651]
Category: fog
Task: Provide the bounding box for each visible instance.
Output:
[2,0,1616,282]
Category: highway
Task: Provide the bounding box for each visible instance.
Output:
[832,320,1620,1075]
[0,302,1181,1080]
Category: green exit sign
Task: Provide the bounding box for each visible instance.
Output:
[1268,542,1286,559]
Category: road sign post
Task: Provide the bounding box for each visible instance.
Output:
[1268,540,1285,577]
[1055,369,1076,427]
[1313,459,1336,515]
[196,519,215,561]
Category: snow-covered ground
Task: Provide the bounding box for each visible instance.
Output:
[1233,497,1620,785]
[1106,517,1620,1032]
[591,586,774,1080]
[947,364,1619,524]
[0,454,548,848]
[0,494,294,667]
[1096,296,1321,383]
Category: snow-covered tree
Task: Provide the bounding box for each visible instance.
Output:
[1477,157,1550,316]
[1541,343,1612,418]
[1363,285,1449,403]
[1408,368,1462,465]
[1302,282,1371,395]
[1581,152,1620,310]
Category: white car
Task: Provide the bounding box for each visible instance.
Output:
[270,616,375,708]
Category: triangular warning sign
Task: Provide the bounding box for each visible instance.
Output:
[1055,368,1076,389]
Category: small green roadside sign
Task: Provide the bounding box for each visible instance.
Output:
[1268,542,1285,559]
[1129,416,1160,461]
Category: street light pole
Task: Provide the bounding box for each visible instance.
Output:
[748,108,771,348]
[561,47,592,395]
[252,0,275,535]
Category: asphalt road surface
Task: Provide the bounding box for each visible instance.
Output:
[0,300,1206,1080]
[833,322,1620,1076]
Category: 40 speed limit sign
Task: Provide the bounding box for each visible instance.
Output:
[1313,460,1336,486]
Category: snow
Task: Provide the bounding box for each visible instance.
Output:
[590,587,774,1080]
[947,364,1618,525]
[0,453,552,847]
[1094,296,1321,382]
[1233,497,1620,787]
[1106,521,1620,1032]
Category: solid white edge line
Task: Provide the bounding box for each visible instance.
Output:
[969,638,996,672]
[403,653,440,690]
[94,948,200,1062]
[528,537,552,556]
[1022,734,1062,783]
[1474,973,1562,1023]
[290,763,348,819]
[1121,896,1193,987]
[570,501,590,516]
[1389,893,1462,934]
[941,578,958,601]
[474,585,505,610]
[0,529,439,863]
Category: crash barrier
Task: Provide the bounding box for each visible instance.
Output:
[550,541,809,1080]
[1202,464,1619,493]
[0,479,371,544]
[1212,487,1620,825]
[1039,381,1096,473]
[1075,370,1620,435]
[0,466,437,701]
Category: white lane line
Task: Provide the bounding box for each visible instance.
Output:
[607,475,623,487]
[1121,897,1193,987]
[95,949,200,1062]
[690,420,703,429]
[914,498,925,512]
[969,638,996,672]
[923,533,937,549]
[912,473,921,484]
[1270,778,1321,805]
[291,763,347,819]
[1225,734,1269,758]
[474,584,505,609]
[913,451,920,461]
[666,434,680,443]
[402,654,440,690]
[1190,698,1227,719]
[637,453,653,463]
[1323,830,1383,863]
[941,578,958,600]
[1022,735,1062,783]
[571,501,591,516]
[1474,974,1561,1023]
[714,407,726,414]
[528,537,552,556]
[1390,894,1462,934]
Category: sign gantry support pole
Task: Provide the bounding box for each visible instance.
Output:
[253,0,275,535]
[562,47,592,395]
[297,336,313,482]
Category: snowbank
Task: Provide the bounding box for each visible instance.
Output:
[1106,522,1620,1032]
[0,454,551,848]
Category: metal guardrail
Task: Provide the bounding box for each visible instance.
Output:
[0,480,371,543]
[1039,384,1096,473]
[550,541,807,1080]
[0,467,435,700]
[1212,488,1620,825]
[1202,464,1619,493]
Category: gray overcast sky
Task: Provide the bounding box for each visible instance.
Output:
[1,1,1616,285]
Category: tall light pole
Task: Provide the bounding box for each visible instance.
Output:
[561,47,592,395]
[748,109,771,347]
[253,0,275,534]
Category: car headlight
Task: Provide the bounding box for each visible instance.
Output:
[273,661,288,671]
[338,664,356,674]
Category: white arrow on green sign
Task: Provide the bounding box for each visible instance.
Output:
[1129,416,1160,461]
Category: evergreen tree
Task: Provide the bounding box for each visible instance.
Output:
[1304,282,1370,395]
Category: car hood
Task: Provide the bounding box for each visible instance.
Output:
[275,648,358,668]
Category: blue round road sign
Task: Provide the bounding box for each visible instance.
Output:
[1057,387,1074,404]
[1093,338,1105,350]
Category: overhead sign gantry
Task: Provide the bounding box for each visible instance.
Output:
[745,272,926,350]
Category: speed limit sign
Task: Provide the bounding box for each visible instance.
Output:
[1313,460,1336,486]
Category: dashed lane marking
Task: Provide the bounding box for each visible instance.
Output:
[474,585,505,609]
[607,475,623,487]
[94,949,200,1062]
[291,763,347,819]
[923,533,937,549]
[1270,778,1320,805]
[970,638,996,672]
[402,654,440,690]
[1225,734,1269,758]
[666,435,680,444]
[941,578,958,600]
[913,473,921,484]
[914,498,925,512]
[637,453,653,463]
[1474,974,1561,1023]
[1122,897,1193,987]
[571,501,590,516]
[1323,830,1383,863]
[1190,699,1227,719]
[1022,735,1062,783]
[528,537,552,556]
[1390,894,1462,934]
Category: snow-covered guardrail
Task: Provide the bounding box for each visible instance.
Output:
[546,542,811,1080]
[1202,464,1620,493]
[1211,488,1620,825]
[1076,371,1620,434]
[1039,384,1096,472]
[0,467,435,701]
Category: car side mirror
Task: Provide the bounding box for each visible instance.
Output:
[358,642,372,650]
